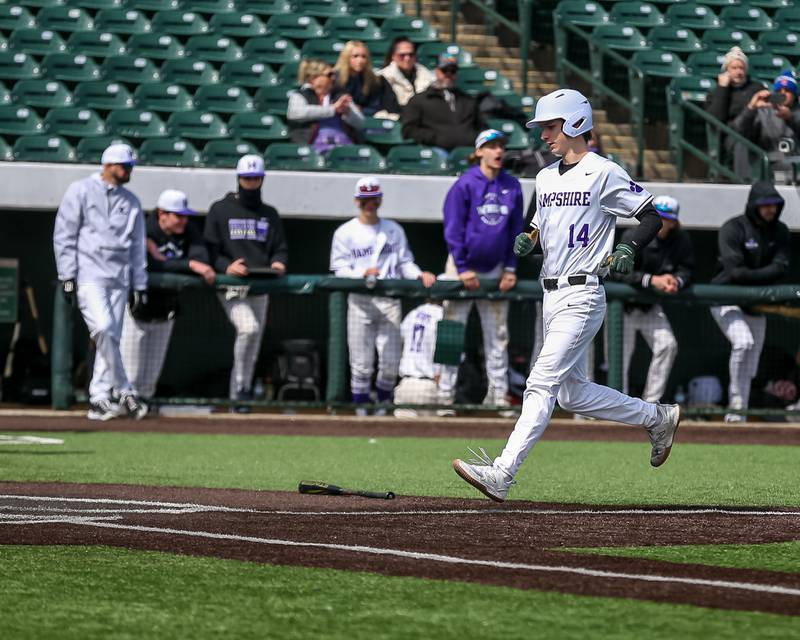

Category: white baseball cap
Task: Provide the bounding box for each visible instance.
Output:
[236,153,265,177]
[101,143,136,165]
[355,176,382,199]
[474,128,507,149]
[653,195,679,220]
[157,189,197,216]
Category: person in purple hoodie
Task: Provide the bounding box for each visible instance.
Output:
[438,129,524,415]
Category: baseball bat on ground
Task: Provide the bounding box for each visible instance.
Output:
[298,480,395,500]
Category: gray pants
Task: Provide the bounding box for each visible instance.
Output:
[347,294,402,395]
[711,305,766,411]
[218,292,269,398]
[120,307,174,399]
[623,304,678,403]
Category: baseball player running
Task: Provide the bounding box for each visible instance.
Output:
[53,143,148,420]
[121,189,215,404]
[453,89,681,501]
[330,176,436,414]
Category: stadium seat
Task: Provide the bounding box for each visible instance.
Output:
[137,137,201,167]
[367,40,390,65]
[0,5,36,33]
[263,142,326,170]
[208,12,268,39]
[126,0,179,10]
[686,51,726,78]
[185,35,244,63]
[747,53,795,82]
[101,56,161,85]
[166,110,228,140]
[67,0,123,10]
[553,1,610,27]
[13,135,76,162]
[386,145,450,175]
[180,0,237,14]
[719,6,774,33]
[503,94,536,117]
[663,3,721,32]
[254,85,294,116]
[44,107,106,138]
[9,28,67,56]
[73,80,134,111]
[774,7,800,32]
[133,83,194,113]
[228,112,289,142]
[220,61,279,89]
[276,61,301,87]
[242,37,301,66]
[235,0,294,18]
[41,53,101,84]
[194,84,253,114]
[346,0,403,20]
[360,116,408,146]
[66,31,127,59]
[75,134,131,163]
[293,0,349,18]
[701,28,758,54]
[0,82,9,105]
[456,67,514,97]
[0,52,40,82]
[0,136,13,161]
[380,16,439,44]
[162,59,219,88]
[670,75,716,103]
[747,0,795,8]
[648,26,703,56]
[151,10,210,37]
[632,49,689,77]
[326,144,386,172]
[590,24,648,51]
[11,80,73,109]
[323,16,382,42]
[0,106,44,137]
[4,0,62,7]
[609,2,665,29]
[299,39,345,65]
[94,8,152,36]
[265,15,325,41]
[486,118,530,150]
[201,139,260,167]
[756,30,800,60]
[127,34,185,62]
[447,146,473,174]
[37,6,94,34]
[106,109,167,139]
[417,43,474,68]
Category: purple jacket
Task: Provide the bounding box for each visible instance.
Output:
[443,165,524,273]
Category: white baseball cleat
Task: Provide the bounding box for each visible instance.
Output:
[452,447,514,502]
[119,392,148,420]
[647,403,681,467]
[87,398,121,422]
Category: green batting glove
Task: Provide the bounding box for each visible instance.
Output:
[607,243,635,274]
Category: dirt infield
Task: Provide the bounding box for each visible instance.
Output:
[2,481,799,616]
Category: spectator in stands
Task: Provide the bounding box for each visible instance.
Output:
[53,143,148,421]
[611,195,695,403]
[710,181,790,422]
[287,59,365,155]
[706,46,766,179]
[334,40,400,119]
[121,190,214,407]
[204,155,289,411]
[401,52,482,153]
[378,37,435,107]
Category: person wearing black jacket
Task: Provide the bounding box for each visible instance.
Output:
[613,196,695,403]
[121,189,214,403]
[204,155,289,408]
[710,181,790,422]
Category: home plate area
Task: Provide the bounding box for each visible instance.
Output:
[1,482,799,616]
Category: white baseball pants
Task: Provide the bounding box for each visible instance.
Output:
[710,305,766,411]
[347,294,402,395]
[623,304,678,403]
[394,376,438,405]
[495,279,659,478]
[120,307,174,399]
[77,283,132,404]
[218,292,269,398]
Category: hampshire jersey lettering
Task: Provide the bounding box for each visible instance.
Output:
[537,191,591,208]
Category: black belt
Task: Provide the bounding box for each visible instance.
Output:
[542,275,602,291]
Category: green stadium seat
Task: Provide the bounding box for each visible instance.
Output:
[138,137,201,167]
[208,12,267,39]
[201,139,260,167]
[75,134,131,163]
[756,30,800,60]
[41,53,101,84]
[367,40,390,65]
[106,109,167,139]
[686,51,726,77]
[265,15,325,41]
[747,0,794,8]
[670,75,716,103]
[11,80,73,109]
[180,0,237,14]
[632,49,689,77]
[417,43,474,68]
[13,135,76,162]
[74,80,134,110]
[719,6,775,33]
[0,6,36,33]
[346,0,403,20]
[663,4,721,32]
[486,118,530,150]
[66,31,127,59]
[0,106,44,137]
[193,84,253,114]
[360,116,408,146]
[5,0,63,7]
[235,1,294,18]
[323,16,382,42]
[774,7,800,32]
[185,35,243,63]
[0,82,10,105]
[254,85,293,115]
[590,24,648,51]
[66,0,123,10]
[228,112,288,142]
[125,0,180,10]
[747,53,795,82]
[380,16,439,44]
[609,2,665,29]
[44,107,106,138]
[0,136,13,161]
[299,39,345,65]
[263,142,325,170]
[0,52,40,82]
[165,110,228,140]
[293,0,349,18]
[133,82,194,113]
[36,6,94,34]
[94,8,152,36]
[503,94,536,117]
[242,37,301,66]
[219,60,278,89]
[151,10,210,37]
[9,28,67,56]
[648,26,703,55]
[127,33,185,62]
[553,1,610,27]
[161,59,219,87]
[386,145,450,175]
[101,56,161,85]
[447,146,473,174]
[701,28,758,54]
[276,61,300,86]
[456,67,514,97]
[326,144,386,172]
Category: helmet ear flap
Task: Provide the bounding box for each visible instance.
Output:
[562,105,593,137]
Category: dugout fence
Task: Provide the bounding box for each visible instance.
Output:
[51,273,800,419]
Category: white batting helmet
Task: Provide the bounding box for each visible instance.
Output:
[526,88,593,137]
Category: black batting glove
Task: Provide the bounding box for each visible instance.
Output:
[61,279,76,307]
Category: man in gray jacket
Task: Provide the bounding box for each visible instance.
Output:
[53,143,148,421]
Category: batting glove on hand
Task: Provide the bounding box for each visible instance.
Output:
[607,243,635,275]
[513,229,538,258]
[129,290,148,314]
[61,279,76,307]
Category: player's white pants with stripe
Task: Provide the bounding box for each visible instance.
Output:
[623,304,677,403]
[710,305,766,412]
[120,307,174,399]
[495,281,659,478]
[218,292,269,398]
[77,283,132,404]
[347,294,402,395]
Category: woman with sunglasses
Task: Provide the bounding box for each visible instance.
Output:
[377,37,434,108]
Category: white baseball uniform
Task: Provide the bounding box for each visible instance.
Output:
[394,303,444,411]
[330,217,422,398]
[495,152,661,478]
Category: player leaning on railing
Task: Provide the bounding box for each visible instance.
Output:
[452,89,681,502]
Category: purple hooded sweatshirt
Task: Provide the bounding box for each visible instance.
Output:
[443,165,524,273]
